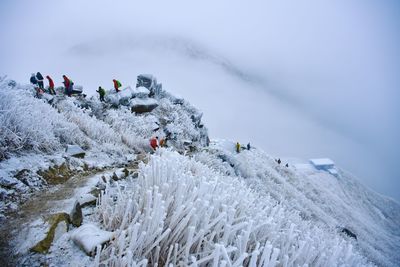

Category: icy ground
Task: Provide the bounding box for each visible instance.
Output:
[0,77,399,266]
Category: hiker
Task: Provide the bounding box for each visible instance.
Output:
[150,136,159,150]
[236,142,241,153]
[46,75,56,95]
[30,73,38,86]
[159,137,166,147]
[30,74,43,98]
[113,79,122,92]
[285,163,289,167]
[36,72,44,89]
[247,143,251,150]
[62,75,73,97]
[96,86,106,102]
[276,158,281,165]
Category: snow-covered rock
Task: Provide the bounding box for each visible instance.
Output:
[66,145,85,158]
[132,86,150,98]
[77,194,97,208]
[71,224,114,256]
[130,98,158,113]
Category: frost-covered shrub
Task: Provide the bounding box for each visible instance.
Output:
[0,80,89,159]
[94,150,370,266]
[152,98,208,149]
[56,100,118,145]
[103,108,157,151]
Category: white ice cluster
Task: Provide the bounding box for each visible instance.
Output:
[93,149,371,266]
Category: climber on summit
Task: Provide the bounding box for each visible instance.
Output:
[62,75,73,97]
[113,79,122,92]
[96,86,106,102]
[30,73,38,86]
[36,72,44,89]
[46,75,56,95]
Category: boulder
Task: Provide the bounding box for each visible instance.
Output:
[77,194,97,208]
[130,98,158,113]
[136,74,155,89]
[31,213,70,253]
[132,86,150,98]
[66,145,85,158]
[72,224,114,256]
[70,201,83,227]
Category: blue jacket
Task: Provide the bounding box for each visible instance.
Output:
[30,76,38,84]
[36,72,44,81]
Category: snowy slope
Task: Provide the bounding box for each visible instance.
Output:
[197,140,400,266]
[1,77,399,266]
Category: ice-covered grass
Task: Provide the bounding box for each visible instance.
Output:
[93,149,370,266]
[0,79,89,160]
[194,140,400,267]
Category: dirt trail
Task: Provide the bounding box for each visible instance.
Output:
[0,155,146,266]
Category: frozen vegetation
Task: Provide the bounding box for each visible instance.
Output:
[0,76,399,266]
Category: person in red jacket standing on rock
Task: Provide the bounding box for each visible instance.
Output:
[63,75,72,97]
[46,75,56,95]
[113,79,122,92]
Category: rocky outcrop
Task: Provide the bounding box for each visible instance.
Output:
[37,163,75,185]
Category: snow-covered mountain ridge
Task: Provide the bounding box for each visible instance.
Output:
[0,77,399,266]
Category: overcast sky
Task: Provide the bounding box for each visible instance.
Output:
[0,0,399,201]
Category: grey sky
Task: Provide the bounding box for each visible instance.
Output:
[0,0,399,201]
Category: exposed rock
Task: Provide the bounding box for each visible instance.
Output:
[111,172,119,181]
[70,201,83,227]
[0,176,18,189]
[31,213,70,253]
[37,163,74,185]
[66,145,85,158]
[122,168,129,178]
[72,224,114,256]
[341,228,357,240]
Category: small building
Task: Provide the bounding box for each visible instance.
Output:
[309,158,338,176]
[309,158,335,170]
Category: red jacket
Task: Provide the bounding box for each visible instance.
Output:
[46,76,54,88]
[63,76,70,88]
[150,138,158,149]
[113,79,121,90]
